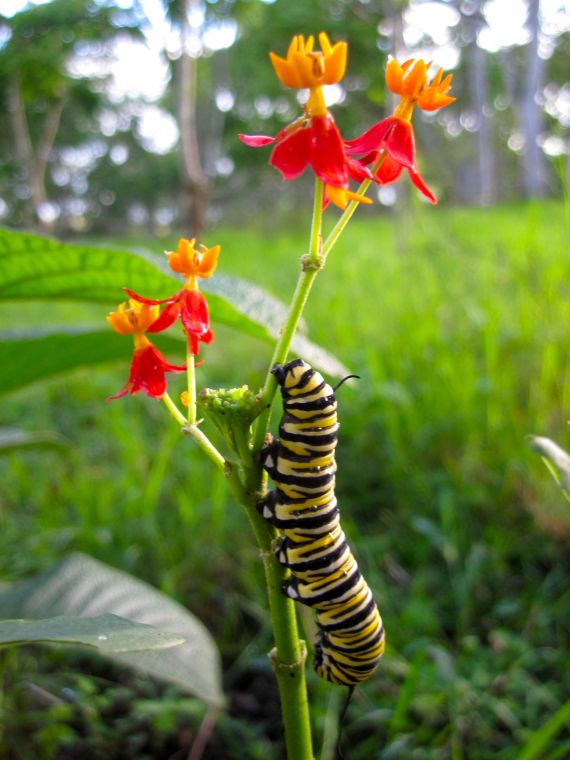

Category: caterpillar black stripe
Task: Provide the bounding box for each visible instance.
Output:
[258,358,385,686]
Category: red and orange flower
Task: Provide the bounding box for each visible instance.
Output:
[126,238,220,356]
[239,33,372,210]
[106,299,186,401]
[346,58,455,203]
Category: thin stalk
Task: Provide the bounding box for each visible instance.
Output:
[162,392,187,426]
[235,178,326,760]
[235,467,314,760]
[322,153,386,260]
[251,178,324,458]
[162,392,226,471]
[186,344,197,425]
[184,424,226,471]
[308,178,324,263]
[322,179,372,259]
[218,453,312,760]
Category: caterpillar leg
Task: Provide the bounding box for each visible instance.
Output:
[256,490,278,524]
[282,575,327,605]
[274,535,296,568]
[259,437,280,479]
[282,575,305,602]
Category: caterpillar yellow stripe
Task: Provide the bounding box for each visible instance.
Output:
[258,359,385,686]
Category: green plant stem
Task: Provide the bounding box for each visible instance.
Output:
[162,393,187,426]
[233,178,328,760]
[186,343,197,425]
[322,179,372,259]
[184,424,226,471]
[308,178,324,263]
[322,153,386,260]
[162,393,226,471]
[233,466,314,760]
[251,178,324,458]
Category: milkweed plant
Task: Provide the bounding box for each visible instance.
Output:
[107,34,454,760]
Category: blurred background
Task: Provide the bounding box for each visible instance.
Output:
[0,0,568,234]
[1,1,569,759]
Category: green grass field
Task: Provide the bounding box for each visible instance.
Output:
[2,200,570,759]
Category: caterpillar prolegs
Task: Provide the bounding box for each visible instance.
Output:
[258,359,385,686]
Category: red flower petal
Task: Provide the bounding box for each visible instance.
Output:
[124,288,176,306]
[407,167,437,204]
[375,153,404,184]
[146,300,182,333]
[346,155,374,183]
[344,117,395,155]
[269,123,311,180]
[107,344,186,401]
[106,386,129,401]
[188,333,199,355]
[356,150,380,167]
[180,290,209,332]
[200,328,213,344]
[383,118,416,167]
[238,134,276,147]
[310,113,347,186]
[134,345,186,397]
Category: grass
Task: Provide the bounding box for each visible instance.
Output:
[1,199,570,758]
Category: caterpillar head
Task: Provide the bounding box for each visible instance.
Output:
[271,358,309,389]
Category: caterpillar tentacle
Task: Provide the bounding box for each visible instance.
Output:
[259,358,385,687]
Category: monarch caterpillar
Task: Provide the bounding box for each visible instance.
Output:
[258,358,385,686]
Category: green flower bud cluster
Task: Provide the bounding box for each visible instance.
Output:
[198,386,267,460]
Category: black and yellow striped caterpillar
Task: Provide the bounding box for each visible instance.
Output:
[258,358,385,686]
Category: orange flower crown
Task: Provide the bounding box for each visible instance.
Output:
[107,299,159,335]
[387,58,455,120]
[167,238,221,281]
[270,32,347,89]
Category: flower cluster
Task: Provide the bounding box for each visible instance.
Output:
[240,35,454,207]
[108,38,455,402]
[107,238,220,401]
[240,34,373,210]
[345,58,454,203]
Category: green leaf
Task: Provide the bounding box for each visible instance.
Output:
[0,227,348,378]
[0,326,185,397]
[0,614,185,653]
[0,427,68,452]
[0,553,224,707]
[0,227,269,337]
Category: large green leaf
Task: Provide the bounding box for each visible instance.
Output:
[0,553,224,707]
[0,227,348,377]
[0,227,272,338]
[0,326,185,397]
[0,614,185,653]
[0,323,348,397]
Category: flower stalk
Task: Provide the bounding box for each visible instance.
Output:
[162,392,187,426]
[237,473,313,759]
[322,153,387,258]
[252,176,324,459]
[186,348,197,425]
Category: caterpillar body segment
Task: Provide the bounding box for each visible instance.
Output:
[258,358,385,686]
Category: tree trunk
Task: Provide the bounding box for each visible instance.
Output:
[521,0,547,197]
[8,75,36,229]
[465,4,494,205]
[8,74,64,233]
[178,0,209,237]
